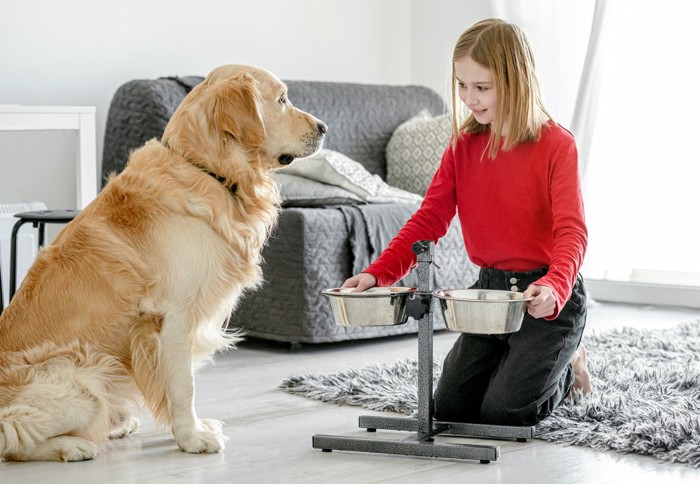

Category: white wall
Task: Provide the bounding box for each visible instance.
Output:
[410,0,492,102]
[0,0,423,210]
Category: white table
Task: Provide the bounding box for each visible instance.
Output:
[0,105,97,209]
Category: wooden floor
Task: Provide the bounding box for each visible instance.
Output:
[3,302,700,483]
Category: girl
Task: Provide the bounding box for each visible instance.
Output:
[342,18,591,426]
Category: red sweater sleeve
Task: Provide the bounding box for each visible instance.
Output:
[533,136,588,320]
[364,147,458,286]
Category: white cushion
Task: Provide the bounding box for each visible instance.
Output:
[279,149,423,204]
[272,172,362,207]
[386,109,452,196]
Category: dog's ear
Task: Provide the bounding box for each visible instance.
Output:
[211,73,266,149]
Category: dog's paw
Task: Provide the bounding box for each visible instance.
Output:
[8,436,99,462]
[199,418,224,434]
[109,417,141,439]
[173,419,226,454]
[39,436,100,462]
[175,429,227,454]
[61,439,100,462]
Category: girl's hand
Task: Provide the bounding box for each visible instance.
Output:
[523,284,556,319]
[341,272,377,292]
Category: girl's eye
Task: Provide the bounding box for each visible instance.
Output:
[477,86,488,92]
[279,94,287,105]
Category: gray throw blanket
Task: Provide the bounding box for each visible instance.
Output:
[337,203,421,288]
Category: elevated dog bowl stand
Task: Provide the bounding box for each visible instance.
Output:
[312,241,535,463]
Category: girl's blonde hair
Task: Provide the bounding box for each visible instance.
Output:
[450,18,552,158]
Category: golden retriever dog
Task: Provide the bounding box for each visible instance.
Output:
[0,64,326,461]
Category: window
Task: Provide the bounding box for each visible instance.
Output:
[581,1,700,290]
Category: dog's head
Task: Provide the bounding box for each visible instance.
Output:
[163,64,326,175]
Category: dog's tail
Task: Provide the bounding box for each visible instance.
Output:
[0,341,131,461]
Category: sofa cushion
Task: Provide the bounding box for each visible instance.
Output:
[279,149,423,204]
[386,110,452,196]
[273,172,362,207]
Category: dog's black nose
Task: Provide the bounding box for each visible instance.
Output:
[317,122,328,135]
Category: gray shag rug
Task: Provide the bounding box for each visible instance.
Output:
[280,321,700,468]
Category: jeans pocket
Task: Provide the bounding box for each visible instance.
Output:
[561,276,587,321]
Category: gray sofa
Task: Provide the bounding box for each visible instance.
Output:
[102,76,479,344]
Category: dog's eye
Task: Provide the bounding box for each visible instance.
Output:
[278,94,287,105]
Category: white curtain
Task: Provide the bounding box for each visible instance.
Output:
[490,0,605,176]
[491,1,700,296]
[569,0,608,178]
[582,1,700,287]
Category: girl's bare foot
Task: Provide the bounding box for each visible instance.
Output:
[569,342,592,399]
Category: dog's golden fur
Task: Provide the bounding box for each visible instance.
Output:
[0,64,325,461]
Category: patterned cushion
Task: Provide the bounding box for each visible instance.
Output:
[386,109,452,196]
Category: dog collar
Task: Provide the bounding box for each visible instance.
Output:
[207,171,237,195]
[161,139,237,195]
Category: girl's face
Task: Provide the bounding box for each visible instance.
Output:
[454,56,501,131]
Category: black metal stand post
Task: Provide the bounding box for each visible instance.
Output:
[312,241,535,463]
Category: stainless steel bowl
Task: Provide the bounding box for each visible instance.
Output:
[323,287,417,327]
[433,289,532,334]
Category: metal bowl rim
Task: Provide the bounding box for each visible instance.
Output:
[433,288,534,303]
[323,287,417,298]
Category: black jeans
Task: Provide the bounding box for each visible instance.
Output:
[433,267,587,426]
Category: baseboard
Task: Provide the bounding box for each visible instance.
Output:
[585,279,700,309]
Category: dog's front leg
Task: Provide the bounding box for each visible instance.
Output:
[160,315,226,453]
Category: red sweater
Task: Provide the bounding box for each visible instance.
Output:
[365,122,587,320]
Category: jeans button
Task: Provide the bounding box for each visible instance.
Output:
[510,285,519,291]
[509,277,518,284]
